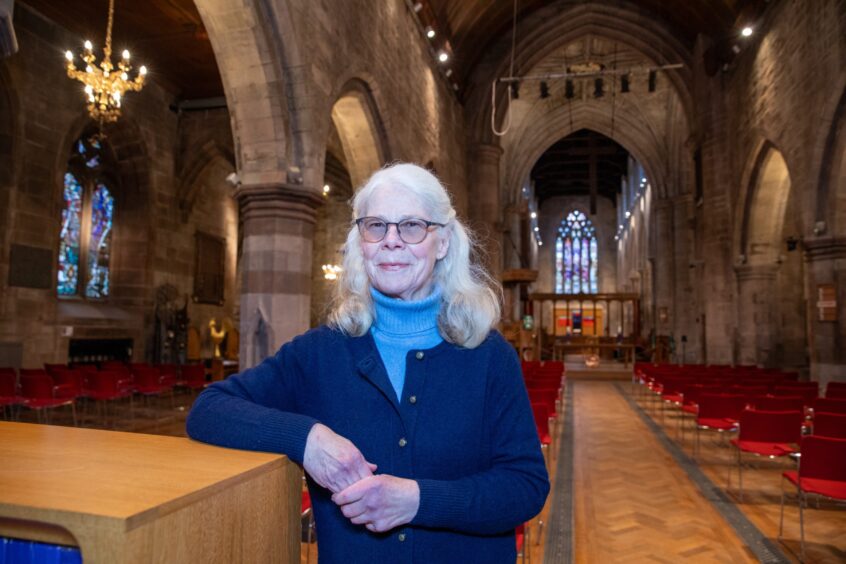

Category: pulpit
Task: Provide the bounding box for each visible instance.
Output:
[0,422,301,563]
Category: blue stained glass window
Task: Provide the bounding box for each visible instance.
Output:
[58,134,114,299]
[57,173,82,296]
[555,210,599,294]
[85,184,113,298]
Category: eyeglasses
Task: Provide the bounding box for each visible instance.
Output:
[355,216,445,244]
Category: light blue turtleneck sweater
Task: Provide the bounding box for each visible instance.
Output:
[370,286,444,401]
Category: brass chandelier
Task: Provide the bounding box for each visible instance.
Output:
[64,0,147,124]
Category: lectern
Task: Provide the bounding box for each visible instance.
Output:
[0,422,301,563]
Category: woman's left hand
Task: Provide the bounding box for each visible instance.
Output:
[331,475,420,533]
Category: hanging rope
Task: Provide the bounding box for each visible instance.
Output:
[492,0,518,137]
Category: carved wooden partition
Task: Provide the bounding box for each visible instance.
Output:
[528,293,640,363]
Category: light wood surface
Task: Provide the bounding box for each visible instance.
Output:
[0,421,301,563]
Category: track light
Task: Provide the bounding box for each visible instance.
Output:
[511,81,520,99]
[593,78,604,98]
[539,81,549,99]
[565,79,574,99]
[425,26,435,39]
[648,70,657,92]
[741,26,753,37]
[621,73,630,93]
[437,50,449,63]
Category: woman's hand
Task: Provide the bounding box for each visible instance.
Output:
[332,475,420,533]
[303,423,377,493]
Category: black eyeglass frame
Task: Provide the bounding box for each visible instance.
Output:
[355,216,446,244]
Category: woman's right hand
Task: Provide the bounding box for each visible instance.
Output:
[303,423,377,493]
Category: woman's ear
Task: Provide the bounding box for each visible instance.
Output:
[436,231,449,260]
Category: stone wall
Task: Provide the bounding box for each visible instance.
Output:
[0,5,235,368]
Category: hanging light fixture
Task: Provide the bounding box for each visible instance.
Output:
[64,0,147,125]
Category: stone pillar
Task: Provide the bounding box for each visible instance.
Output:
[672,194,696,360]
[652,199,674,335]
[235,183,323,369]
[804,236,846,386]
[469,144,503,279]
[734,264,779,366]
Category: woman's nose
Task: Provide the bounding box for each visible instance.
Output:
[382,224,404,246]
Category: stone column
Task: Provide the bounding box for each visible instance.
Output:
[804,236,846,386]
[235,183,323,369]
[652,199,674,335]
[672,194,696,360]
[469,144,504,279]
[734,264,779,366]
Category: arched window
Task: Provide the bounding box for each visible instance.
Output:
[58,134,115,298]
[555,210,598,294]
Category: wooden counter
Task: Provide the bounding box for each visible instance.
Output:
[0,422,301,563]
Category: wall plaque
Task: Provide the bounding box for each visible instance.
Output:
[817,284,837,322]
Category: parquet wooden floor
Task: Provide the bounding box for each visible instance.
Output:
[633,385,846,564]
[572,380,758,563]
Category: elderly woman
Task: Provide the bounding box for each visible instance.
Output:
[186,163,549,563]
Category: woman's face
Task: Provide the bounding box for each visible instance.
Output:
[360,184,449,301]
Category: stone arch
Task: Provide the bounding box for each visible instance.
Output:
[329,78,391,188]
[815,81,846,236]
[505,110,664,208]
[465,1,694,148]
[178,140,236,221]
[737,140,793,265]
[193,0,303,186]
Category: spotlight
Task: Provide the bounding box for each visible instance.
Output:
[625,211,631,218]
[511,81,520,99]
[593,78,604,98]
[648,70,656,92]
[530,211,537,219]
[425,26,436,39]
[621,73,630,93]
[540,81,549,99]
[412,2,423,12]
[565,79,574,99]
[741,26,753,37]
[445,68,453,77]
[437,50,449,63]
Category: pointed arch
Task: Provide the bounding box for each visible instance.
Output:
[329,78,391,187]
[737,140,793,265]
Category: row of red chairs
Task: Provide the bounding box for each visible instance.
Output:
[635,364,846,557]
[0,364,209,423]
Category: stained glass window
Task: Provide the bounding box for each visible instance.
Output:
[57,133,115,299]
[555,210,598,294]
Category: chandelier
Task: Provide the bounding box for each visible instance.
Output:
[64,0,146,124]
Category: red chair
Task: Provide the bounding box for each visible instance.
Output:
[825,382,846,399]
[50,369,86,399]
[531,403,553,468]
[812,412,846,439]
[748,395,805,413]
[181,364,209,394]
[779,436,846,561]
[515,522,531,563]
[694,394,747,456]
[728,409,803,501]
[0,368,23,419]
[19,373,77,425]
[810,397,846,415]
[87,371,133,426]
[302,490,315,563]
[133,366,168,400]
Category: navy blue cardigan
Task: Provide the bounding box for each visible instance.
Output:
[186,326,549,563]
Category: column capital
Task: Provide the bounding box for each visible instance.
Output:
[734,263,779,281]
[234,182,324,224]
[471,143,504,161]
[803,236,846,263]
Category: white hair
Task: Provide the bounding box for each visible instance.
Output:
[327,163,501,348]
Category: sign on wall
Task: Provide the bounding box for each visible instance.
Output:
[817,284,837,322]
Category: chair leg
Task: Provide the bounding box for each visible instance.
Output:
[738,448,744,503]
[778,477,785,538]
[799,490,806,563]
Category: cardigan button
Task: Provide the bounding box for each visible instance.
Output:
[415,351,424,360]
[398,533,407,542]
[398,437,408,447]
[409,395,417,404]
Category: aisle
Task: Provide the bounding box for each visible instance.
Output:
[569,381,758,563]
